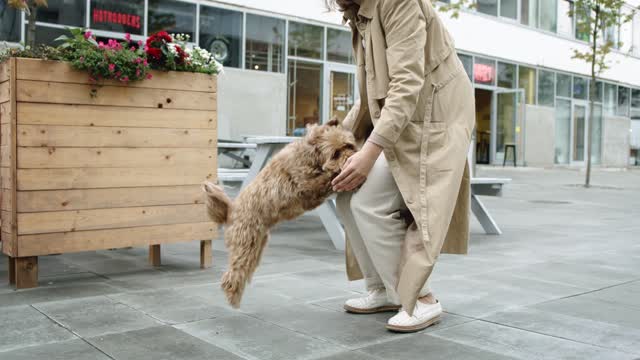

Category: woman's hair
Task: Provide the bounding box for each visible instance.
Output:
[325,0,358,11]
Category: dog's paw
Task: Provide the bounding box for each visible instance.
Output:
[221,270,245,308]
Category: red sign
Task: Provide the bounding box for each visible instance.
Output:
[474,63,495,84]
[92,9,141,29]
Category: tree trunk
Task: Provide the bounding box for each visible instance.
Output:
[585,8,599,188]
[26,5,38,48]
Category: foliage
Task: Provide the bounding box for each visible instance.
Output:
[436,0,476,19]
[145,32,223,75]
[56,28,151,83]
[0,44,62,63]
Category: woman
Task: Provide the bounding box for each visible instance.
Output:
[328,0,475,333]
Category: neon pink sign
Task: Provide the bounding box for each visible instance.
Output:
[474,63,495,84]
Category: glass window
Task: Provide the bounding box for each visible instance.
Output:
[500,0,517,19]
[617,86,630,117]
[591,104,603,164]
[557,0,573,36]
[288,60,322,135]
[518,66,537,105]
[27,25,69,46]
[498,62,516,88]
[327,28,354,64]
[556,73,572,97]
[632,89,640,108]
[555,99,571,164]
[288,22,324,60]
[538,70,555,106]
[618,8,633,53]
[521,0,538,26]
[459,54,473,82]
[1,2,20,42]
[604,83,617,115]
[148,0,196,40]
[477,0,498,16]
[245,14,285,73]
[538,0,558,32]
[573,76,588,99]
[634,13,640,57]
[199,6,243,68]
[474,57,496,86]
[574,5,591,41]
[37,0,85,27]
[90,0,144,35]
[590,80,603,102]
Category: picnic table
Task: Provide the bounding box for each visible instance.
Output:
[218,140,257,168]
[239,136,510,250]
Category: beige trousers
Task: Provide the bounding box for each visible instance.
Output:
[336,154,430,305]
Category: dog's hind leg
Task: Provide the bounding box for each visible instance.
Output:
[221,224,269,308]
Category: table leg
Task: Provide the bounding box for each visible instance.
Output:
[148,245,161,266]
[471,194,502,235]
[316,200,345,251]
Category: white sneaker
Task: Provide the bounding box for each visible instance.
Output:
[344,289,401,314]
[386,300,442,333]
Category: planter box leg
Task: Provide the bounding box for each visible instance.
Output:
[200,240,212,269]
[15,257,38,289]
[149,245,161,266]
[8,257,16,285]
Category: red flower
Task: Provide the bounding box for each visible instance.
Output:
[146,47,162,60]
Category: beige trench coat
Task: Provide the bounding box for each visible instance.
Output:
[340,0,475,314]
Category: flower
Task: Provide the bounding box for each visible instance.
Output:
[120,76,129,83]
[125,33,131,42]
[146,73,153,80]
[84,31,92,39]
[108,63,115,72]
[146,47,162,60]
[79,56,85,63]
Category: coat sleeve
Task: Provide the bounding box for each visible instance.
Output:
[368,0,427,149]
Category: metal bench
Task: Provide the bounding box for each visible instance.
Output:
[218,168,250,184]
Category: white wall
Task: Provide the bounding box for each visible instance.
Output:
[211,0,343,24]
[524,105,556,166]
[217,68,287,141]
[602,116,632,167]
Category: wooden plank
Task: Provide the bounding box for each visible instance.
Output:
[16,80,217,111]
[1,210,14,234]
[17,222,217,256]
[149,245,161,266]
[17,103,216,129]
[17,167,215,190]
[0,145,11,167]
[17,185,205,212]
[15,256,38,289]
[0,102,11,124]
[18,204,209,235]
[0,81,9,103]
[16,58,217,93]
[18,125,216,148]
[0,61,9,83]
[1,167,13,189]
[9,58,17,256]
[2,232,15,256]
[200,240,212,269]
[18,147,216,169]
[2,188,12,211]
[1,123,10,148]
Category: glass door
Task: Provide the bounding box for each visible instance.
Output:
[571,101,588,165]
[323,64,358,124]
[288,59,323,136]
[492,88,525,164]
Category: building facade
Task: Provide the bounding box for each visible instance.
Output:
[2,0,640,166]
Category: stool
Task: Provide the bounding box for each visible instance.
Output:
[503,143,517,167]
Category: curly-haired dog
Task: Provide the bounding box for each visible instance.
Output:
[204,119,357,308]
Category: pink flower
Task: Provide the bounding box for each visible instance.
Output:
[84,31,92,39]
[130,47,136,51]
[146,73,153,80]
[143,59,148,66]
[125,33,131,42]
[79,56,85,63]
[138,40,143,47]
[120,76,129,83]
[134,58,142,64]
[136,68,141,77]
[115,71,122,78]
[108,63,115,72]
[98,41,105,49]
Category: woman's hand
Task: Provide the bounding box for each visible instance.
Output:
[332,141,383,192]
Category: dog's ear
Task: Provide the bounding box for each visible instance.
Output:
[305,123,322,145]
[326,117,340,127]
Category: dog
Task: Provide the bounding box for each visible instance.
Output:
[204,119,357,308]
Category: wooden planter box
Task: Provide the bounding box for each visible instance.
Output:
[0,58,218,288]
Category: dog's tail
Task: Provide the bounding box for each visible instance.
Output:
[203,182,232,224]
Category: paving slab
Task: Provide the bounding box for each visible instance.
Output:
[0,305,76,353]
[176,314,345,360]
[428,319,635,359]
[359,330,518,360]
[107,288,234,324]
[89,325,243,360]
[34,296,161,338]
[0,282,118,308]
[0,339,110,360]
[485,307,640,356]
